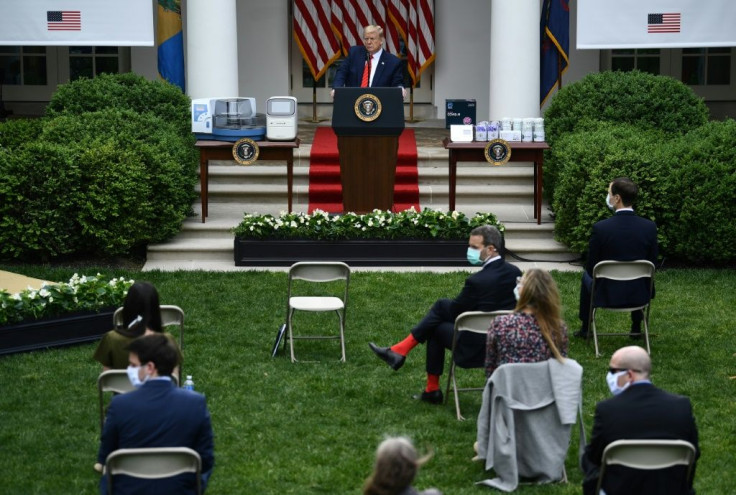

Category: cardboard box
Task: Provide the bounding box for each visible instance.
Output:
[445,99,476,129]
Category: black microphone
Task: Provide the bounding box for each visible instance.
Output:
[365,51,370,63]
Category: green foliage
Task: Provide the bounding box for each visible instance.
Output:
[551,123,674,254]
[233,208,504,241]
[668,120,736,263]
[0,273,133,325]
[46,72,192,135]
[0,117,44,150]
[0,267,734,494]
[0,74,197,260]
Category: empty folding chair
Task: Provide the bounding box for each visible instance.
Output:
[105,447,202,495]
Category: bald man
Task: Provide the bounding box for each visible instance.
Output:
[582,346,699,495]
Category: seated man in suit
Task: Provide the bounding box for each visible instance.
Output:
[331,24,405,98]
[576,177,658,339]
[97,334,214,495]
[368,225,520,403]
[582,346,700,495]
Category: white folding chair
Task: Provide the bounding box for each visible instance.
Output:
[444,310,511,420]
[98,370,135,433]
[105,447,202,495]
[588,260,655,357]
[286,262,350,363]
[596,439,697,495]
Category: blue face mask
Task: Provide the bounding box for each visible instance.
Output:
[467,247,482,265]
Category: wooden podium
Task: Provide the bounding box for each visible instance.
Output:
[332,87,405,213]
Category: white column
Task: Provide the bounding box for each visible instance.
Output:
[489,0,540,120]
[186,0,239,99]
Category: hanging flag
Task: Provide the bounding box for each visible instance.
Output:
[388,0,435,87]
[330,1,400,56]
[157,0,185,91]
[540,0,569,106]
[47,11,81,31]
[294,0,341,80]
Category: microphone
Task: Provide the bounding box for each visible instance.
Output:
[365,51,370,63]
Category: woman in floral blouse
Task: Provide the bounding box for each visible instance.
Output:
[485,269,568,378]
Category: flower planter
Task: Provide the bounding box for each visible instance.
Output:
[234,238,469,266]
[0,307,115,355]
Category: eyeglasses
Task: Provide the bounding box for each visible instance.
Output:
[608,367,641,374]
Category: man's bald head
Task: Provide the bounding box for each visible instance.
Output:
[610,346,651,379]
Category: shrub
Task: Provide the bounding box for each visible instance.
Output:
[667,120,736,263]
[551,123,674,255]
[0,117,44,151]
[46,73,191,135]
[544,70,709,199]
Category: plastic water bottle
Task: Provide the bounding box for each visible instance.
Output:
[183,375,195,391]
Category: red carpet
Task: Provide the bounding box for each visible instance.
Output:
[307,127,420,213]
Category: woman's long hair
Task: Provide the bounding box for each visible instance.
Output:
[514,269,565,361]
[363,437,431,495]
[117,281,162,337]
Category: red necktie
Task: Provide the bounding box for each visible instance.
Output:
[361,55,371,88]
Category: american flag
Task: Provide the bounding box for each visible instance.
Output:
[388,0,435,86]
[647,13,681,33]
[293,0,341,80]
[47,11,81,31]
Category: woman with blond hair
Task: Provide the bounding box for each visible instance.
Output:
[363,436,442,495]
[485,269,568,378]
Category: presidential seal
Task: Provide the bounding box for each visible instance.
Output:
[484,139,511,166]
[232,137,259,165]
[354,93,382,122]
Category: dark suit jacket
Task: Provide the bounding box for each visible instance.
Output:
[582,383,700,495]
[332,45,404,89]
[98,379,214,495]
[587,210,658,308]
[442,258,521,366]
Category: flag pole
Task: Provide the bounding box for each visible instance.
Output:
[309,78,328,123]
[406,85,421,123]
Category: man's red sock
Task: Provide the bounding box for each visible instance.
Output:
[390,333,419,356]
[425,373,441,393]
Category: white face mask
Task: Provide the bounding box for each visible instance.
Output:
[606,370,631,395]
[513,284,521,301]
[606,193,615,210]
[126,365,148,387]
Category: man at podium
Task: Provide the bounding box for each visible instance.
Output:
[331,25,405,98]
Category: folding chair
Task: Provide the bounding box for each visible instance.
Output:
[596,439,697,495]
[444,310,511,420]
[589,260,655,357]
[98,370,135,433]
[286,262,350,363]
[113,305,185,351]
[105,447,202,495]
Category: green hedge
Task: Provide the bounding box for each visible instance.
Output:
[0,74,197,261]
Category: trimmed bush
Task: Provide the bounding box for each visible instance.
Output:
[668,120,736,263]
[551,123,674,254]
[544,70,709,199]
[0,74,197,261]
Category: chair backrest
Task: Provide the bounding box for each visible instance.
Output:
[288,262,351,283]
[106,447,201,495]
[593,260,655,282]
[597,439,697,494]
[113,305,184,348]
[98,370,135,433]
[454,310,513,336]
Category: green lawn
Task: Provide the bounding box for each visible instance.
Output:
[0,267,734,494]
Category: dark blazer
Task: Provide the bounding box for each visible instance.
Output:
[98,379,214,495]
[332,45,404,89]
[582,383,699,495]
[587,210,658,308]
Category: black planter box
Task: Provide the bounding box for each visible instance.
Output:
[0,307,115,356]
[234,238,469,266]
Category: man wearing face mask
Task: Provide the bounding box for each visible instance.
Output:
[97,334,214,495]
[581,346,699,495]
[575,177,658,339]
[368,225,520,403]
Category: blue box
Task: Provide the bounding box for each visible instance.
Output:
[445,99,476,129]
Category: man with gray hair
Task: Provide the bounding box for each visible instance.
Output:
[369,225,520,403]
[582,346,699,495]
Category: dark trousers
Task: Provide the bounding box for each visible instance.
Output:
[411,299,485,376]
[579,272,643,332]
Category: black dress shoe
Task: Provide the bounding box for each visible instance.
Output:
[573,330,589,339]
[368,342,406,371]
[412,389,443,404]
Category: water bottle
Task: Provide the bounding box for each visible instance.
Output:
[183,375,195,391]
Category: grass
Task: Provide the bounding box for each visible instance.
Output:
[0,266,734,494]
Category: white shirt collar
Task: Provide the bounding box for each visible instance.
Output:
[482,254,501,266]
